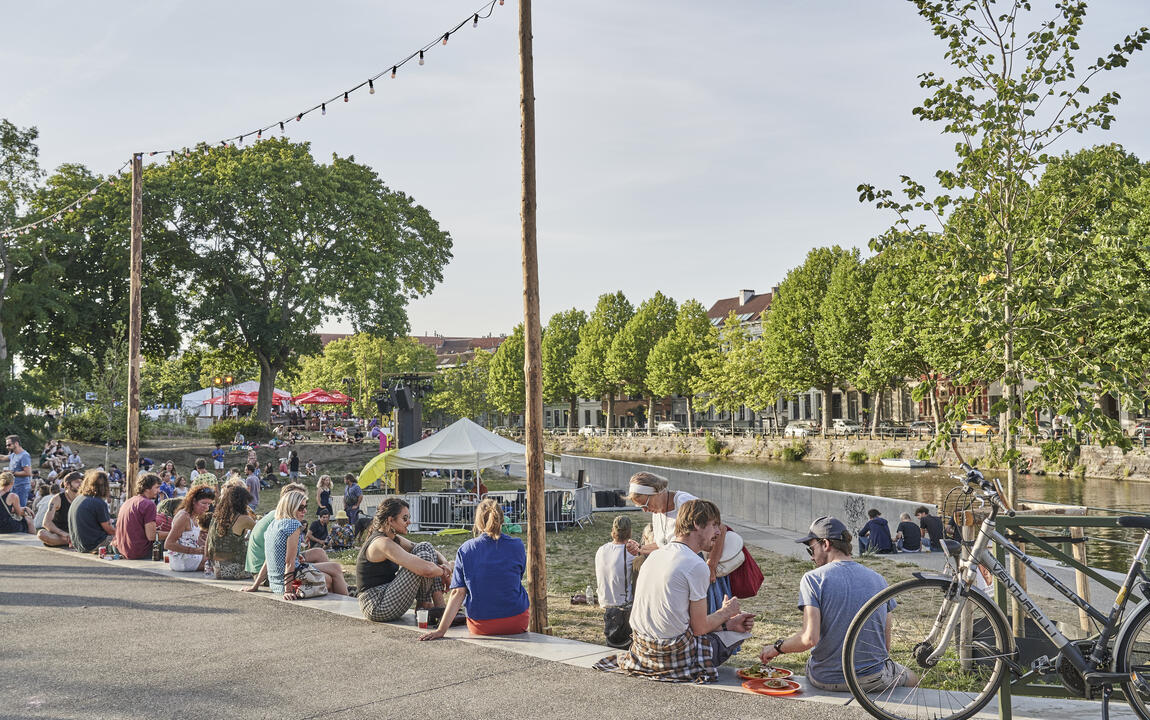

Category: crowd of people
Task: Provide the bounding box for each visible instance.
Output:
[1,429,950,690]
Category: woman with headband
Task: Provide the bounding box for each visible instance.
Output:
[624,471,732,613]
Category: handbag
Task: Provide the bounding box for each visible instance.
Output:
[714,529,746,578]
[603,548,633,649]
[289,562,329,598]
[728,546,764,599]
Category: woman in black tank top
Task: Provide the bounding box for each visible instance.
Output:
[357,498,453,623]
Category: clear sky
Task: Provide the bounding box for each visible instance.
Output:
[4,1,1148,338]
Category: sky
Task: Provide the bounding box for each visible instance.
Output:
[4,1,1149,339]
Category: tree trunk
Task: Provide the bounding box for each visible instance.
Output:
[647,396,654,435]
[686,395,694,433]
[256,355,278,423]
[821,382,834,436]
[0,235,11,364]
[567,396,576,433]
[871,389,881,436]
[606,393,614,432]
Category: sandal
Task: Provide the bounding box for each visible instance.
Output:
[570,593,587,605]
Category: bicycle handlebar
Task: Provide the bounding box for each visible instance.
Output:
[950,439,1014,515]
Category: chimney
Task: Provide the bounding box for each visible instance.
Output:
[738,289,755,306]
[769,285,779,296]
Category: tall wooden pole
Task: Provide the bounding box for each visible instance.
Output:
[126,154,143,485]
[519,0,548,634]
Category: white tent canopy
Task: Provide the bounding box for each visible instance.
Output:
[383,418,526,471]
[180,381,293,418]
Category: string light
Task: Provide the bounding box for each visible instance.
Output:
[0,160,130,239]
[1,0,504,238]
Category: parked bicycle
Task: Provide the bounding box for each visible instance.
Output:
[842,440,1150,720]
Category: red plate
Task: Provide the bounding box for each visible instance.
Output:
[742,678,801,696]
[736,666,793,681]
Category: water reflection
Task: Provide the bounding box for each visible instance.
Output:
[600,453,1150,571]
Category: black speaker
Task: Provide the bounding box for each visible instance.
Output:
[374,392,393,415]
[392,386,414,411]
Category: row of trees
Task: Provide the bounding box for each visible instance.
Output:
[1,134,454,431]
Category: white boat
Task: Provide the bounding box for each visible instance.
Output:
[880,458,929,468]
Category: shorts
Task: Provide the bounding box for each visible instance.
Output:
[213,460,224,470]
[808,659,914,693]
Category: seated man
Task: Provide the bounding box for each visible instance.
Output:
[37,471,82,547]
[894,512,921,552]
[759,516,918,692]
[113,474,160,559]
[858,508,894,554]
[594,499,754,683]
[307,508,332,549]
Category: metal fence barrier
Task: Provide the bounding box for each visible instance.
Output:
[395,486,592,532]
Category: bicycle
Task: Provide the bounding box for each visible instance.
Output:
[842,440,1150,720]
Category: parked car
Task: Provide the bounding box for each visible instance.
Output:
[960,419,997,438]
[1033,421,1054,440]
[1131,421,1150,440]
[656,421,683,434]
[578,425,603,436]
[784,421,819,438]
[875,421,910,438]
[831,418,862,435]
[909,421,935,436]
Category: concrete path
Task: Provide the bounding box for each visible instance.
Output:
[2,525,1132,720]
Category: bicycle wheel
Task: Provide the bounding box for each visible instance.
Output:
[843,577,1011,720]
[1116,600,1150,720]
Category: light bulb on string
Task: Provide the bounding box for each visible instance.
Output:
[499,0,504,5]
[321,104,326,116]
[257,130,262,140]
[344,92,349,103]
[391,66,397,79]
[280,122,286,133]
[369,79,375,94]
[442,32,449,45]
[296,113,303,122]
[419,50,424,66]
[473,14,479,27]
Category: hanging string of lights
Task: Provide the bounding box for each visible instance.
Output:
[0,0,504,240]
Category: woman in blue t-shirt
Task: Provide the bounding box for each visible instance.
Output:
[420,498,530,640]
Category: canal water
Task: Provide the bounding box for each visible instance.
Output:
[599,453,1150,571]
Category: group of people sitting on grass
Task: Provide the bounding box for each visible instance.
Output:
[588,470,930,691]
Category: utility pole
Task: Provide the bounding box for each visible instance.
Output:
[518,0,547,634]
[126,154,143,484]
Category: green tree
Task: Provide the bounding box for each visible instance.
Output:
[606,291,677,434]
[693,312,755,432]
[0,119,43,384]
[647,299,714,433]
[488,324,526,417]
[814,249,874,428]
[572,292,633,431]
[294,333,436,416]
[761,246,852,428]
[425,348,494,422]
[541,308,587,432]
[156,138,452,421]
[859,2,1150,501]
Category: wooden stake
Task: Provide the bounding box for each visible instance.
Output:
[518,0,547,634]
[126,154,143,484]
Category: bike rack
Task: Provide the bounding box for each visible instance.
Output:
[990,514,1141,720]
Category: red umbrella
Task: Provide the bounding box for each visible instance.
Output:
[291,388,331,403]
[327,390,355,404]
[203,390,257,406]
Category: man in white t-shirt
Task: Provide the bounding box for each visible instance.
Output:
[596,515,637,607]
[594,499,754,683]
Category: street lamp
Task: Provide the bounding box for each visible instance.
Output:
[212,374,234,422]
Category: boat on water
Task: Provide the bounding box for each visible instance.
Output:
[880,458,930,468]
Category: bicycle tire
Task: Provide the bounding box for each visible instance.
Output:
[1116,600,1150,720]
[842,577,1011,720]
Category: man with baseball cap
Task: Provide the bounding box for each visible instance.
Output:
[759,515,917,693]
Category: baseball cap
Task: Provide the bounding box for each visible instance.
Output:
[795,515,849,544]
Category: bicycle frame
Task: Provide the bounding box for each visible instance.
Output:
[927,501,1150,684]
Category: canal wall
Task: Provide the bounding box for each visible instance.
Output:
[561,454,934,536]
[549,434,1150,481]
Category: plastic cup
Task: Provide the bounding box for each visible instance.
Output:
[98,547,107,559]
[417,609,429,629]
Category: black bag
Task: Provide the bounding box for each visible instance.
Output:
[603,549,633,649]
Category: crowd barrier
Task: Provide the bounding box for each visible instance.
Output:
[559,455,935,537]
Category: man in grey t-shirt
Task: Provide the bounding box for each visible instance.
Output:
[759,516,918,692]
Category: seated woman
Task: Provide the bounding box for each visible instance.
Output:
[164,484,215,572]
[264,490,349,599]
[0,472,34,534]
[358,498,452,623]
[206,484,256,580]
[420,499,530,640]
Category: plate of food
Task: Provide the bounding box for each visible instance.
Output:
[736,664,794,680]
[742,678,801,696]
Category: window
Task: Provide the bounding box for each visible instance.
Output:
[584,410,591,425]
